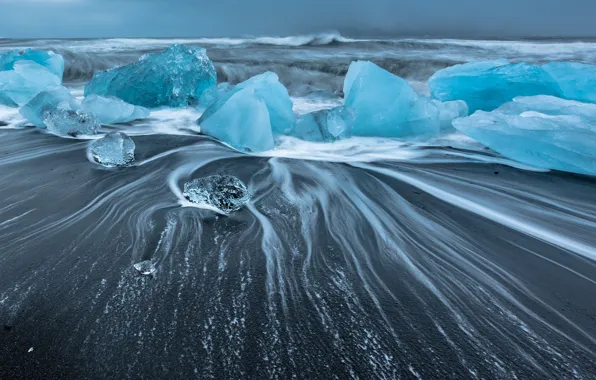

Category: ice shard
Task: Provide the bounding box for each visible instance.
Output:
[292,106,355,142]
[543,62,596,104]
[82,95,149,124]
[19,86,79,128]
[344,61,440,138]
[428,60,562,112]
[44,109,99,137]
[198,72,295,151]
[89,132,136,167]
[85,44,217,108]
[453,95,596,175]
[183,175,251,214]
[0,60,62,106]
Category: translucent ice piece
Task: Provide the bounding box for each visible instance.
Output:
[44,109,99,136]
[82,95,149,124]
[0,49,64,79]
[0,60,61,106]
[292,106,355,142]
[89,132,136,167]
[183,175,250,214]
[19,86,78,128]
[133,260,156,276]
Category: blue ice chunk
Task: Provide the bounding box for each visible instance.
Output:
[428,60,562,112]
[183,175,250,214]
[82,95,149,124]
[0,49,64,79]
[344,61,440,138]
[201,72,295,135]
[543,62,596,104]
[20,86,78,128]
[453,95,596,175]
[0,60,62,106]
[44,109,99,136]
[433,100,469,131]
[89,132,136,167]
[199,88,274,152]
[293,106,355,142]
[85,44,216,108]
[197,82,233,112]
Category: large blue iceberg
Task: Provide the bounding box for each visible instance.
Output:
[0,49,64,79]
[0,60,62,106]
[82,95,149,124]
[85,44,216,108]
[344,61,440,138]
[292,106,355,142]
[89,132,136,167]
[198,72,295,151]
[20,86,78,128]
[453,95,596,176]
[428,60,561,112]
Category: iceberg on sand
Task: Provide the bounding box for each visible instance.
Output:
[453,95,596,175]
[82,95,149,124]
[44,109,99,137]
[344,61,441,138]
[85,44,216,108]
[89,132,136,167]
[183,175,251,214]
[198,72,295,152]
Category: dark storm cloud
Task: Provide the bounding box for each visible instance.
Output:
[1,0,595,38]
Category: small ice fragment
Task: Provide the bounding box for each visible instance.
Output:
[89,132,136,167]
[28,347,33,353]
[82,95,149,124]
[44,109,99,136]
[85,44,216,108]
[133,260,156,276]
[292,106,355,142]
[183,175,250,214]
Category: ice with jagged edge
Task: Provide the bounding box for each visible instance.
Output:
[89,132,136,167]
[453,95,596,175]
[1,49,64,78]
[183,175,251,214]
[344,61,440,138]
[82,95,149,124]
[198,72,295,151]
[133,260,156,276]
[44,109,99,137]
[197,82,234,111]
[293,106,355,142]
[85,44,216,108]
[0,61,62,107]
[19,86,79,128]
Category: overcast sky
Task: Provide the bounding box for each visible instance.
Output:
[1,0,595,38]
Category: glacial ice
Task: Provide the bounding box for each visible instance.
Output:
[85,44,216,108]
[197,82,233,111]
[292,106,355,142]
[89,132,136,167]
[428,60,561,112]
[44,109,99,136]
[133,260,156,276]
[82,95,149,124]
[198,72,295,151]
[19,86,79,128]
[344,61,440,138]
[183,175,251,214]
[0,60,62,106]
[0,49,64,78]
[434,100,469,131]
[543,62,596,104]
[453,95,596,175]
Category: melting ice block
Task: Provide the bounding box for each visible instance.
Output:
[292,106,355,142]
[89,132,136,167]
[344,61,440,138]
[20,86,78,128]
[0,60,62,106]
[82,95,149,124]
[434,100,469,131]
[44,109,99,136]
[0,49,64,79]
[183,175,251,214]
[453,95,596,175]
[543,62,596,104]
[428,60,562,112]
[198,72,295,151]
[133,260,156,276]
[85,44,216,108]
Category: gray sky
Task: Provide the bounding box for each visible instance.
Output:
[1,0,595,38]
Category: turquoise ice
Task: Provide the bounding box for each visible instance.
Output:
[543,62,596,104]
[197,82,234,111]
[20,86,78,128]
[428,60,562,112]
[344,61,440,138]
[44,109,99,136]
[434,100,469,131]
[0,49,64,79]
[82,95,149,124]
[0,60,62,106]
[198,72,295,151]
[453,95,596,175]
[85,44,216,108]
[89,132,136,167]
[292,106,355,142]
